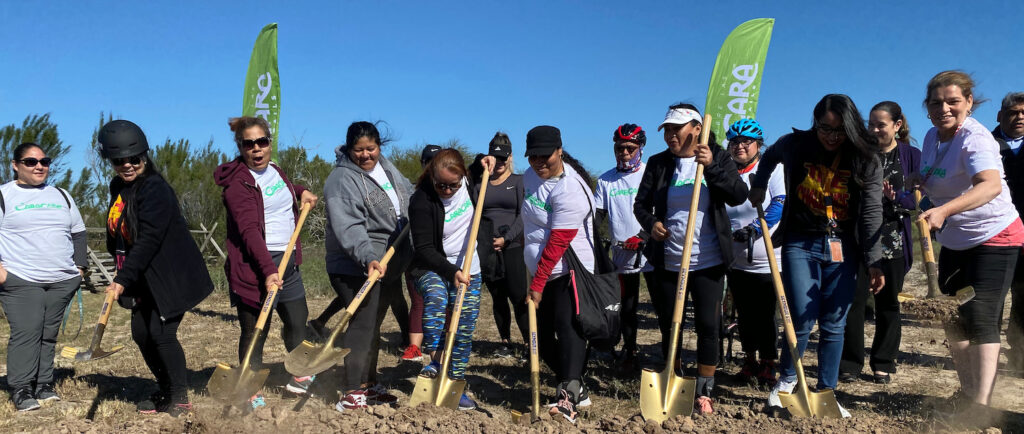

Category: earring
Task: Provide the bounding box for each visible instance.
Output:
[926,114,932,119]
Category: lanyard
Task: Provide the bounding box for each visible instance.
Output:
[821,153,842,229]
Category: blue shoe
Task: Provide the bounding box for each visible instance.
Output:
[458,393,477,411]
[419,361,440,378]
[249,393,266,410]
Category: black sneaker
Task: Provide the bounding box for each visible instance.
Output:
[306,320,328,343]
[138,391,170,414]
[34,383,60,402]
[838,372,858,383]
[548,389,578,424]
[12,387,40,412]
[494,344,514,359]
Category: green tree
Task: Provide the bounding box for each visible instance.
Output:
[150,138,230,233]
[276,145,333,242]
[0,114,72,183]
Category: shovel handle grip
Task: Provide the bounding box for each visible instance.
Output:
[669,114,711,325]
[914,190,941,297]
[97,289,117,326]
[346,224,411,317]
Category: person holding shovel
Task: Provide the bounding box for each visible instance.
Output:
[399,144,443,362]
[317,121,414,413]
[749,94,885,418]
[214,116,319,409]
[634,104,748,414]
[0,143,87,411]
[913,71,1022,416]
[99,120,214,416]
[409,149,495,411]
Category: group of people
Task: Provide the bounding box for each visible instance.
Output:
[1,69,1022,425]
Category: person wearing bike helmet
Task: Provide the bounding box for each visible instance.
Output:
[722,119,785,387]
[594,123,653,371]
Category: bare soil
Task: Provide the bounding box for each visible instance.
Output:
[2,264,1023,433]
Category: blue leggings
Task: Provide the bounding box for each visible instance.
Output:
[417,271,481,379]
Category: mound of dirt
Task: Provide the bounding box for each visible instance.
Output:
[902,298,960,323]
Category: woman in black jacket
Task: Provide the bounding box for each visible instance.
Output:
[99,120,214,417]
[633,103,748,414]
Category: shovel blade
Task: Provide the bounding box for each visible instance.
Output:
[284,341,352,377]
[778,388,844,419]
[206,362,270,406]
[639,367,696,422]
[408,375,466,410]
[76,345,125,362]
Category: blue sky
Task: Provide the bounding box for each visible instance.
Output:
[2,1,1022,177]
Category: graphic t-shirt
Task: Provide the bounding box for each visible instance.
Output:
[441,178,481,275]
[522,164,595,278]
[725,161,784,273]
[788,149,855,234]
[664,156,722,271]
[367,162,402,217]
[920,117,1019,250]
[878,148,905,259]
[595,163,650,273]
[0,182,85,283]
[251,167,295,251]
[107,194,131,242]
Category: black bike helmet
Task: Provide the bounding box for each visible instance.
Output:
[98,120,150,159]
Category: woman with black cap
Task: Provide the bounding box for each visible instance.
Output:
[633,103,748,414]
[522,125,596,424]
[98,120,214,416]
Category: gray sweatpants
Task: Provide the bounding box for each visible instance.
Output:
[0,272,81,389]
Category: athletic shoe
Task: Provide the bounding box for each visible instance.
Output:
[493,344,514,359]
[286,375,315,395]
[546,380,591,408]
[306,319,328,342]
[137,391,169,414]
[871,372,892,384]
[737,357,758,382]
[12,387,40,412]
[419,361,440,378]
[365,383,398,405]
[548,389,578,424]
[401,345,423,362]
[249,393,267,410]
[166,402,193,417]
[34,383,60,402]
[767,377,796,409]
[756,360,777,387]
[694,396,714,414]
[335,390,368,412]
[458,393,477,411]
[838,372,858,383]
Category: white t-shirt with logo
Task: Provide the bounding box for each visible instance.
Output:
[441,178,481,275]
[0,182,86,283]
[664,156,722,271]
[595,163,650,273]
[367,162,402,217]
[725,161,784,273]
[920,117,1019,250]
[522,163,596,278]
[251,167,295,251]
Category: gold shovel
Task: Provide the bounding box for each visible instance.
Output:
[207,202,311,406]
[639,114,712,422]
[510,298,541,422]
[408,167,490,410]
[284,224,410,377]
[756,204,843,418]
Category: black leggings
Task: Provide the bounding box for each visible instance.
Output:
[649,265,726,366]
[728,269,777,361]
[236,298,309,370]
[537,274,588,384]
[841,258,904,373]
[485,246,529,343]
[131,299,187,402]
[939,245,1017,344]
[619,272,655,354]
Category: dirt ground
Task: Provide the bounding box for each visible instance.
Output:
[2,264,1024,433]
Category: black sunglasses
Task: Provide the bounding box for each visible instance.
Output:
[614,144,640,154]
[241,136,272,150]
[434,179,462,192]
[110,155,143,166]
[17,157,52,167]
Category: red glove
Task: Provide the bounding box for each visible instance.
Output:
[623,236,643,251]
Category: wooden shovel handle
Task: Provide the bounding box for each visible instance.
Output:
[96,289,117,326]
[670,114,712,325]
[255,202,312,331]
[345,224,411,316]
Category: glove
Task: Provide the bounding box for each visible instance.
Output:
[623,236,643,251]
[732,226,755,243]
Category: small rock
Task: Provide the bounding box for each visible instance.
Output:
[984,429,1002,434]
[253,407,273,421]
[644,418,664,434]
[680,416,695,432]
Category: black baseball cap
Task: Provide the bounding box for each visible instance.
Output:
[524,125,562,157]
[420,144,442,163]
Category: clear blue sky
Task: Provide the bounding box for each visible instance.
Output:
[2,1,1022,177]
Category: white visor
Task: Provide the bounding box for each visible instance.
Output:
[658,108,702,130]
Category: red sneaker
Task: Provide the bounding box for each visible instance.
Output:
[401,345,423,362]
[757,360,777,387]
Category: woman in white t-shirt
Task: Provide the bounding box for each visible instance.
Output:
[408,149,494,412]
[522,125,595,424]
[721,119,785,387]
[0,143,86,412]
[914,71,1023,411]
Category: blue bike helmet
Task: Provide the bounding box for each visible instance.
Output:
[726,118,764,141]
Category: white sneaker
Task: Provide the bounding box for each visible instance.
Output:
[767,378,796,409]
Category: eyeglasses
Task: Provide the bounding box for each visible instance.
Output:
[816,124,846,138]
[17,157,52,167]
[728,138,757,148]
[614,144,640,154]
[241,136,272,150]
[434,179,462,192]
[110,155,143,166]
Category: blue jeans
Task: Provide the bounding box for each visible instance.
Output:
[778,233,858,390]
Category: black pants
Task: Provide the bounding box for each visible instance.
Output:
[484,245,529,343]
[236,298,308,370]
[728,269,777,361]
[1006,254,1024,358]
[619,272,654,354]
[840,258,904,374]
[326,273,402,390]
[131,298,187,402]
[649,266,726,366]
[537,274,588,384]
[939,245,1017,344]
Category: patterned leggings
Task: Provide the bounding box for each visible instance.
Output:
[417,271,482,379]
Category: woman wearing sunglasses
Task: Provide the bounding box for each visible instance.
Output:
[98,120,214,416]
[408,149,494,411]
[0,143,87,411]
[214,116,318,408]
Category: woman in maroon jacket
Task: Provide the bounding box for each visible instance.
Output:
[214,116,318,408]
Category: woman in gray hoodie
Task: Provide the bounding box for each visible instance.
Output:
[311,121,413,413]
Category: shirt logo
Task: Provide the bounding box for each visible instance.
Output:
[671,178,707,187]
[263,179,286,197]
[609,187,638,197]
[525,190,552,212]
[796,163,851,220]
[920,165,946,179]
[445,199,472,222]
[380,182,394,191]
[13,202,63,211]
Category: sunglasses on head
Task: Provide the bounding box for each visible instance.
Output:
[17,157,52,167]
[110,155,143,166]
[241,136,272,150]
[434,179,462,192]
